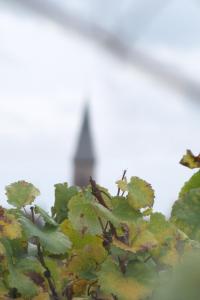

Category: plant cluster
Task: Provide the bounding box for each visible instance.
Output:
[0,150,200,300]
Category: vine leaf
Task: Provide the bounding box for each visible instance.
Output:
[65,238,107,279]
[116,178,128,193]
[180,150,200,169]
[68,191,120,235]
[60,219,103,250]
[52,183,78,223]
[127,177,154,210]
[149,213,177,244]
[179,171,200,199]
[35,205,58,227]
[7,268,38,298]
[171,188,200,241]
[111,196,142,222]
[98,258,156,300]
[5,181,40,208]
[32,292,50,300]
[19,216,71,254]
[0,207,22,239]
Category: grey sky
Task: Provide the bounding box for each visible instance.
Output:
[0,0,199,215]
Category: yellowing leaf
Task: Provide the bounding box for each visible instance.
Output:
[33,292,50,300]
[116,178,128,192]
[6,181,40,208]
[149,213,176,244]
[60,219,103,250]
[180,150,200,169]
[159,247,179,266]
[0,207,21,239]
[98,258,155,300]
[113,223,157,254]
[65,238,107,278]
[127,177,154,210]
[72,279,88,296]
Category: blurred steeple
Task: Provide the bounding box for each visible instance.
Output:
[73,104,96,187]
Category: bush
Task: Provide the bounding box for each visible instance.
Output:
[0,150,200,300]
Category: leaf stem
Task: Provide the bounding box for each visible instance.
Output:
[117,170,127,196]
[30,206,60,300]
[37,242,60,300]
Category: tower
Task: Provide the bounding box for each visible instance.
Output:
[73,105,96,187]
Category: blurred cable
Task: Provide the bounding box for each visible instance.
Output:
[8,0,200,102]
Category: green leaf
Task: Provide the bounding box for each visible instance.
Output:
[60,219,104,250]
[149,213,177,244]
[7,268,38,298]
[98,258,156,300]
[113,221,157,253]
[111,196,142,221]
[127,177,154,210]
[153,251,200,300]
[66,238,107,279]
[180,150,200,169]
[68,191,120,235]
[179,171,200,199]
[19,216,71,254]
[5,181,40,208]
[171,188,200,241]
[52,183,78,223]
[68,192,102,235]
[35,205,58,227]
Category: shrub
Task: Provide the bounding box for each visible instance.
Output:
[0,150,200,300]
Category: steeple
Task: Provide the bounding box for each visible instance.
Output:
[73,105,96,187]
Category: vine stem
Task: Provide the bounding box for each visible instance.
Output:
[37,242,60,300]
[117,170,127,196]
[30,206,60,300]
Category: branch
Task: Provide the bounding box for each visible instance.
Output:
[90,177,109,209]
[117,169,127,196]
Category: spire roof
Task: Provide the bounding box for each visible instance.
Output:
[74,105,95,162]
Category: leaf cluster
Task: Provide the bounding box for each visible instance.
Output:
[0,151,200,300]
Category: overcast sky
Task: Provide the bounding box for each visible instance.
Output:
[0,0,200,215]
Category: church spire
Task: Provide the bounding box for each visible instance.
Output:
[73,104,96,187]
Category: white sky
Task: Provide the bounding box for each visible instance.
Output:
[0,1,200,215]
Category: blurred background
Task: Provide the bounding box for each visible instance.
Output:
[0,0,199,215]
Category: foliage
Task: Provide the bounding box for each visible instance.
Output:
[0,151,200,299]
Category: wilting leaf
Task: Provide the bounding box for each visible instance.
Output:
[6,181,40,208]
[180,150,200,169]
